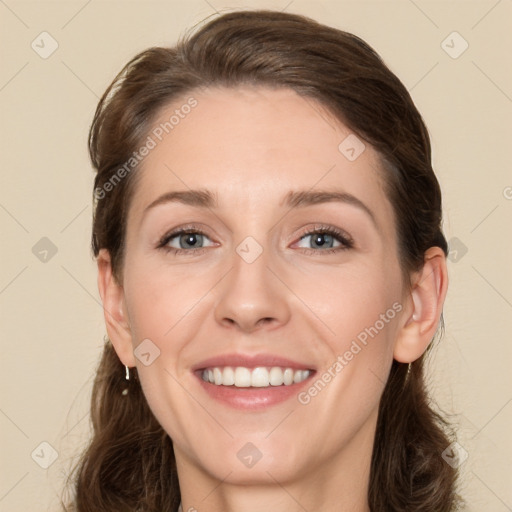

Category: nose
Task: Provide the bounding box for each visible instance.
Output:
[213,243,291,333]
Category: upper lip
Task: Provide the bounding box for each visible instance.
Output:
[192,353,315,371]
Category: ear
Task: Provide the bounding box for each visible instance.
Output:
[97,248,136,367]
[394,246,448,363]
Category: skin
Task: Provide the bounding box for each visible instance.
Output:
[97,86,448,512]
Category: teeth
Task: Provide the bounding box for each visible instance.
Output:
[222,366,235,386]
[201,366,311,387]
[283,368,294,385]
[269,367,283,386]
[235,367,251,387]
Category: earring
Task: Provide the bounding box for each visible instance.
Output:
[402,362,412,390]
[122,366,130,396]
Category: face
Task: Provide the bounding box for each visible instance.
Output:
[114,86,408,486]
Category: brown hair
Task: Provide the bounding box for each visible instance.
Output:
[64,9,461,511]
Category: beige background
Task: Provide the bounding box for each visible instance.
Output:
[1,0,511,510]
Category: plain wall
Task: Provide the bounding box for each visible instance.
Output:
[1,1,511,510]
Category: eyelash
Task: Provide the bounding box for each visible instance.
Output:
[298,225,354,255]
[156,224,354,256]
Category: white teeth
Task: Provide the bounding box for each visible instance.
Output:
[200,366,311,387]
[283,368,294,385]
[269,367,284,386]
[251,367,269,387]
[234,367,251,387]
[223,366,235,386]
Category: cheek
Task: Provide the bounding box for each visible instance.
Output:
[123,260,215,346]
[294,273,401,451]
[295,256,402,343]
[295,258,402,395]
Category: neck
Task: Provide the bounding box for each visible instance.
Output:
[175,409,377,512]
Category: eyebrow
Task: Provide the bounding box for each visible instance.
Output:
[282,190,376,226]
[142,188,377,227]
[143,189,216,216]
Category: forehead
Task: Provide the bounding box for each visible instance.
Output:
[127,86,395,232]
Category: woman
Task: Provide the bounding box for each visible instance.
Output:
[64,9,461,512]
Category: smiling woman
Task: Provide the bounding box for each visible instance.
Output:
[62,9,462,512]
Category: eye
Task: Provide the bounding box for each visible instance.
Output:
[157,226,215,255]
[156,223,354,256]
[295,225,354,254]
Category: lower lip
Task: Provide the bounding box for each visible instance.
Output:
[195,372,315,410]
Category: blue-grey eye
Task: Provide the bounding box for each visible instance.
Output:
[161,230,215,251]
[297,232,342,250]
[177,232,205,249]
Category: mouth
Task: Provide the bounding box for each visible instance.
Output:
[192,354,316,409]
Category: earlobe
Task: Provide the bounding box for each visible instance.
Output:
[97,249,136,367]
[394,247,448,363]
